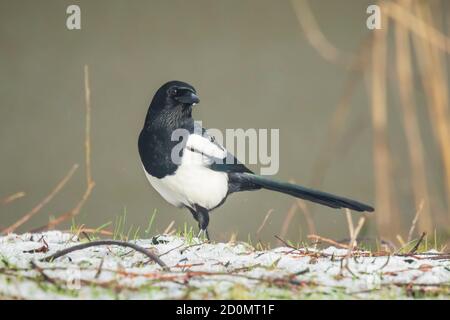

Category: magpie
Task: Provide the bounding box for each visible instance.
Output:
[138,81,374,240]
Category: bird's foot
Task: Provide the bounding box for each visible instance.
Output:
[197,229,210,242]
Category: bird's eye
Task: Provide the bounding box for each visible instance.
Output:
[168,88,178,96]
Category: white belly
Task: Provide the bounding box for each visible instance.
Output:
[144,162,228,211]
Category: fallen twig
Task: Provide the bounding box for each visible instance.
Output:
[95,258,104,279]
[23,245,49,254]
[63,228,113,237]
[307,234,350,249]
[274,235,307,255]
[158,243,185,258]
[30,261,58,285]
[180,242,208,254]
[41,240,169,271]
[376,254,391,271]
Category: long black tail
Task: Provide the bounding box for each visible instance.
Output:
[230,173,374,212]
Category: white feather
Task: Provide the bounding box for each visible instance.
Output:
[185,134,226,160]
[144,134,229,210]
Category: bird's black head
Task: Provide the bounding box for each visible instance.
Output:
[148,80,200,116]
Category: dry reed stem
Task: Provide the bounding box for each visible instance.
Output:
[407,199,425,243]
[290,0,350,65]
[1,164,79,234]
[309,36,372,188]
[279,202,297,241]
[396,234,406,247]
[163,220,175,234]
[256,209,273,239]
[345,209,355,241]
[385,1,450,54]
[1,192,26,205]
[394,2,433,233]
[296,199,316,235]
[283,178,317,238]
[340,215,367,275]
[37,183,94,231]
[412,2,450,220]
[32,65,95,232]
[347,215,367,253]
[84,64,93,186]
[370,12,399,237]
[228,232,237,244]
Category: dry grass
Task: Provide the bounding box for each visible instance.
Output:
[290,0,351,65]
[370,5,399,238]
[32,65,95,232]
[394,1,432,233]
[2,65,95,235]
[1,192,25,205]
[1,165,79,235]
[256,209,274,239]
[2,1,450,248]
[292,0,450,242]
[410,1,450,221]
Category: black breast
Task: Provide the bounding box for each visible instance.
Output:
[138,116,194,179]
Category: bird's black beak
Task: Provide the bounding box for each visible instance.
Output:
[176,91,200,105]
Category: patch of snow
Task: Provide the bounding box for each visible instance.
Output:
[0,232,449,299]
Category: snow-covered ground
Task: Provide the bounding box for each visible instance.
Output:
[0,231,449,299]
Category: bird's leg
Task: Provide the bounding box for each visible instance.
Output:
[195,205,210,241]
[197,228,210,241]
[188,207,199,223]
[196,228,210,241]
[188,206,210,241]
[197,229,206,239]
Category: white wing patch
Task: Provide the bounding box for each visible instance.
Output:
[143,133,229,210]
[185,134,226,163]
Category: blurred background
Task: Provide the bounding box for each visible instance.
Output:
[1,0,449,247]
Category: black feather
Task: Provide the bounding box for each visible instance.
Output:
[228,172,374,212]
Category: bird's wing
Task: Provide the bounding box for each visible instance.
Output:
[184,128,253,174]
[185,133,226,161]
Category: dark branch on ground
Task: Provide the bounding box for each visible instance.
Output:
[41,240,169,271]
